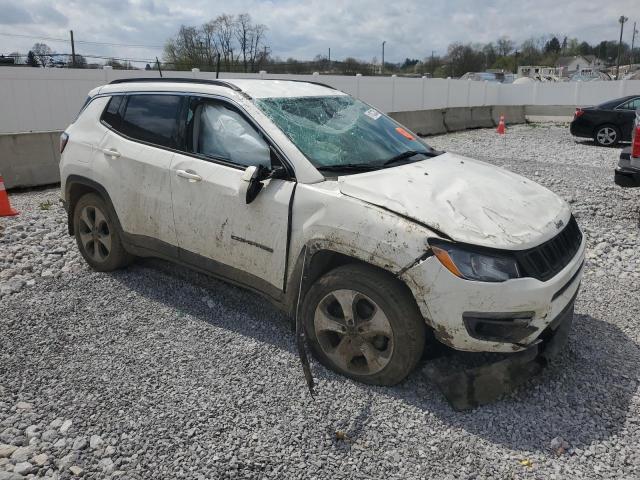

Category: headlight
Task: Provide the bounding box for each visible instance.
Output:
[429,240,520,282]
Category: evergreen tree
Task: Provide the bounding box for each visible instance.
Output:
[26,51,38,67]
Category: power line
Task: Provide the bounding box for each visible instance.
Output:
[0,32,164,49]
[4,52,159,65]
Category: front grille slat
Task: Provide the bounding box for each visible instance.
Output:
[515,216,582,282]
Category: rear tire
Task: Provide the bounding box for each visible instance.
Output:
[302,263,426,386]
[73,193,133,272]
[593,124,620,147]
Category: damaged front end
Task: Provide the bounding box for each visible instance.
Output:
[423,292,576,411]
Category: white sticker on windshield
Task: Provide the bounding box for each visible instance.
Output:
[364,108,381,120]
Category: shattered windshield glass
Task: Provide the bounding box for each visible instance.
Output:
[255,95,435,169]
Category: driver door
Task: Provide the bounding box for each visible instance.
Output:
[170,97,294,294]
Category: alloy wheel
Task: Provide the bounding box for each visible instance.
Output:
[313,289,394,375]
[596,127,617,146]
[78,205,112,263]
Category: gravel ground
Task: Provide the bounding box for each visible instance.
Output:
[1,123,639,479]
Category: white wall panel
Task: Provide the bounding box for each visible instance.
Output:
[1,67,640,133]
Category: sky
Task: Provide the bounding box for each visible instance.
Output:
[0,0,637,66]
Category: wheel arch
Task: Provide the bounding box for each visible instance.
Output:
[65,175,122,236]
[283,241,422,321]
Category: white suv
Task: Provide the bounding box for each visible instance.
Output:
[60,78,585,386]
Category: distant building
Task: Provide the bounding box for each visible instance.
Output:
[555,55,603,77]
[518,66,558,78]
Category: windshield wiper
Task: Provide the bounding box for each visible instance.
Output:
[381,150,430,167]
[316,163,381,172]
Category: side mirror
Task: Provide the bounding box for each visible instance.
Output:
[242,165,266,204]
[241,165,289,204]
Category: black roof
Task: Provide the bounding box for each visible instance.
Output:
[597,95,639,109]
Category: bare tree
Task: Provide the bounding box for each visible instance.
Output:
[236,13,252,72]
[164,13,268,72]
[202,20,221,66]
[248,22,267,71]
[32,43,53,67]
[496,36,514,57]
[214,14,236,70]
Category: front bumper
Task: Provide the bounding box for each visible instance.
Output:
[401,237,585,353]
[425,296,575,410]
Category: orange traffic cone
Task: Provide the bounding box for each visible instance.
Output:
[496,115,506,135]
[0,175,19,217]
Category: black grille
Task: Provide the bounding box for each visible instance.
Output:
[516,216,583,281]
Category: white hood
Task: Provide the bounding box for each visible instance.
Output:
[337,153,571,250]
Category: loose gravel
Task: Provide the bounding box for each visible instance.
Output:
[1,123,639,479]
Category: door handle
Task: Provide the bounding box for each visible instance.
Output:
[176,169,202,182]
[102,148,121,158]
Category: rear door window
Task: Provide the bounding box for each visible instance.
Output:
[118,94,183,149]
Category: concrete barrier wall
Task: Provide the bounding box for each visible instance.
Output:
[0,131,62,189]
[491,105,527,125]
[469,107,495,129]
[524,105,576,122]
[387,110,446,136]
[389,105,527,135]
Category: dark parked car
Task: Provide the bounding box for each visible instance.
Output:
[570,95,640,146]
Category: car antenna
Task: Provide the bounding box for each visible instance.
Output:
[215,53,221,79]
[155,57,163,78]
[295,247,316,398]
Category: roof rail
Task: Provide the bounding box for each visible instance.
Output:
[108,77,243,92]
[239,78,338,91]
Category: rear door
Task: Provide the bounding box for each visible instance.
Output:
[615,97,640,140]
[95,93,185,251]
[170,96,294,295]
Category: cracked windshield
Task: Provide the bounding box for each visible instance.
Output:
[256,95,436,170]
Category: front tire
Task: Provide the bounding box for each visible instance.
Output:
[73,193,132,272]
[302,264,426,386]
[593,124,620,147]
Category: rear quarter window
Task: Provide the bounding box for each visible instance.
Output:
[617,98,640,110]
[101,95,125,130]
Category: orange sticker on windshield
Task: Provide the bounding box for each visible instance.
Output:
[395,127,415,140]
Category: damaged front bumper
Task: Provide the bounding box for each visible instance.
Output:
[401,237,585,354]
[424,294,576,410]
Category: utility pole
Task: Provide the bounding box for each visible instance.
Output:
[632,22,638,66]
[70,30,76,68]
[431,50,435,76]
[381,41,386,75]
[616,15,628,79]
